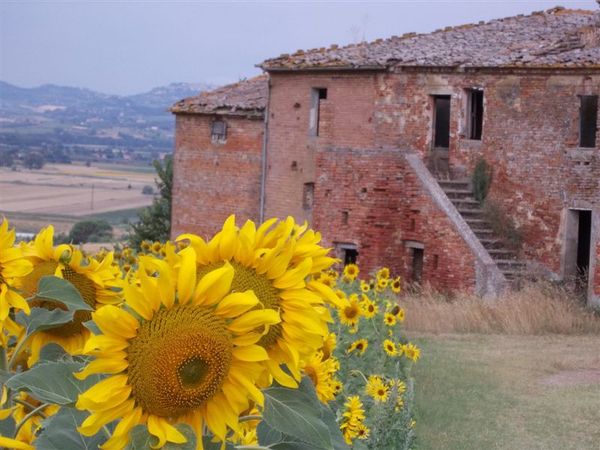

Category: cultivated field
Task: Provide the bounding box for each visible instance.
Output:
[0,163,156,233]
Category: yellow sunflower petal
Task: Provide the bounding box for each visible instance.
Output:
[193,262,234,306]
[78,399,134,436]
[214,291,259,318]
[177,247,197,304]
[227,309,281,334]
[232,345,269,362]
[74,356,128,380]
[0,437,34,450]
[76,374,130,410]
[93,305,139,339]
[147,415,187,449]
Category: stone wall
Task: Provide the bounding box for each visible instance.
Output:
[171,114,264,239]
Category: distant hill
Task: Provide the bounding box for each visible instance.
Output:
[0,81,216,164]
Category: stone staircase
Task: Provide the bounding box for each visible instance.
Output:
[437,179,526,283]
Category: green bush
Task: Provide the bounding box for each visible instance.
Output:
[472,158,492,204]
[68,220,113,244]
[483,200,522,251]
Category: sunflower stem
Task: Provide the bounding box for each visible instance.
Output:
[13,398,46,418]
[350,369,368,384]
[238,415,262,423]
[7,337,27,370]
[13,402,49,437]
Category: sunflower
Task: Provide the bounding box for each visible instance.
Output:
[402,342,421,361]
[342,263,359,282]
[321,332,337,360]
[359,280,370,293]
[376,277,389,292]
[376,267,390,280]
[302,350,340,403]
[360,296,378,318]
[340,395,366,445]
[75,256,281,449]
[383,339,397,356]
[365,375,389,402]
[384,312,397,326]
[356,423,371,440]
[18,226,121,364]
[178,216,338,388]
[390,276,402,293]
[347,339,368,355]
[0,219,32,320]
[338,294,362,327]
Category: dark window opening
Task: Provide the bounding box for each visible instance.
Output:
[211,120,227,142]
[302,182,314,210]
[411,248,424,284]
[342,211,349,224]
[467,89,484,140]
[433,95,451,149]
[343,248,358,265]
[310,88,327,136]
[580,95,598,148]
[576,210,591,278]
[433,254,439,270]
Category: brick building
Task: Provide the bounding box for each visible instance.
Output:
[171,7,600,306]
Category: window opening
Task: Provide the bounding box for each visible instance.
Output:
[466,89,484,140]
[580,95,598,148]
[343,248,358,265]
[302,182,315,210]
[310,88,327,136]
[342,211,349,224]
[211,120,227,143]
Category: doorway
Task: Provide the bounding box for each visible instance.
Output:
[564,209,592,294]
[576,210,591,280]
[431,95,451,177]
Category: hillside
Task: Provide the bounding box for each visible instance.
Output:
[0,81,215,164]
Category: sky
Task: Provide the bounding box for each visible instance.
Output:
[1,0,597,95]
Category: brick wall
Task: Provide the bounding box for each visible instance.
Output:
[171,114,263,239]
[314,148,477,292]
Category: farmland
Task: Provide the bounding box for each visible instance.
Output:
[0,162,156,234]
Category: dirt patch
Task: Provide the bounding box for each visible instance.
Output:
[540,369,600,386]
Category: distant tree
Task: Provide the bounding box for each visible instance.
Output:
[69,220,113,244]
[23,151,45,169]
[141,185,154,195]
[0,150,15,167]
[127,156,172,249]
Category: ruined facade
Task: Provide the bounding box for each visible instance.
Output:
[172,7,600,305]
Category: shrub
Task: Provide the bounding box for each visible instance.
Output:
[483,199,523,251]
[472,158,493,204]
[68,219,113,243]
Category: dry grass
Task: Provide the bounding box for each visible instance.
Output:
[401,282,600,335]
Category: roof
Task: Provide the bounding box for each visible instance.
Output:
[260,7,600,71]
[171,75,268,117]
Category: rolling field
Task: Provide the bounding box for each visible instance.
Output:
[0,163,156,234]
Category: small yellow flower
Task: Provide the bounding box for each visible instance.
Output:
[338,294,362,327]
[383,339,397,356]
[347,339,368,355]
[360,280,370,292]
[403,343,421,361]
[360,296,378,318]
[391,276,402,293]
[343,263,359,281]
[384,312,397,326]
[356,423,370,440]
[376,267,390,280]
[366,375,389,402]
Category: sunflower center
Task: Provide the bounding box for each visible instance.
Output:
[344,305,359,319]
[197,261,282,349]
[23,261,96,337]
[127,305,232,418]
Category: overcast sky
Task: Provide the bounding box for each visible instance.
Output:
[1,0,597,95]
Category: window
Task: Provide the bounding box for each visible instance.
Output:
[466,88,484,140]
[309,88,327,136]
[211,120,227,143]
[579,95,598,148]
[302,182,314,210]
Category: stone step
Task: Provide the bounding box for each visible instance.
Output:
[488,248,518,258]
[457,208,484,217]
[443,189,474,199]
[437,179,470,189]
[474,229,494,238]
[502,269,525,280]
[495,259,526,270]
[480,238,506,249]
[452,200,481,211]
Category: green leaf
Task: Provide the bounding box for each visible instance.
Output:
[0,415,16,438]
[126,425,155,449]
[35,407,105,450]
[39,343,69,362]
[83,319,101,335]
[319,403,350,450]
[36,275,92,311]
[5,361,101,406]
[16,307,74,338]
[201,435,235,450]
[127,424,199,450]
[263,384,332,449]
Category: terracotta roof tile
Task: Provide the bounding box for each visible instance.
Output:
[259,7,600,71]
[171,75,268,117]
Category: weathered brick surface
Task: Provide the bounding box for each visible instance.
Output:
[171,114,263,239]
[265,71,599,288]
[314,148,477,291]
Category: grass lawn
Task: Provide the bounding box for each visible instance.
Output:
[410,333,600,450]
